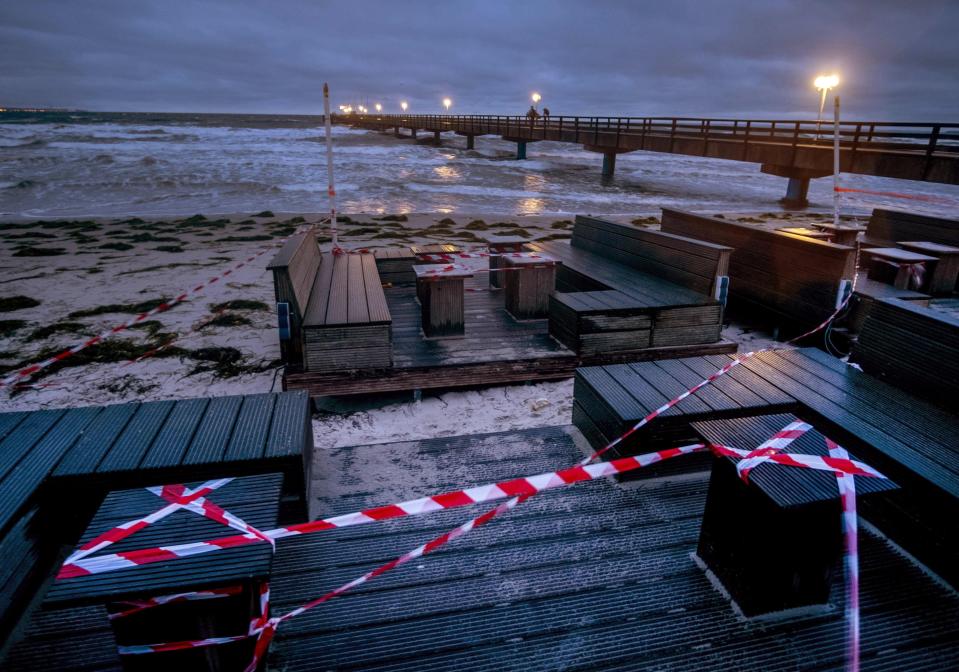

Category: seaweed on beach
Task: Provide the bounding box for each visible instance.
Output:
[253,211,275,218]
[271,226,297,237]
[210,299,269,312]
[207,313,253,328]
[29,321,88,340]
[218,234,272,242]
[373,214,408,222]
[14,246,66,257]
[182,214,207,223]
[126,232,179,243]
[99,242,135,251]
[346,227,379,236]
[104,229,131,237]
[154,245,184,253]
[3,231,58,240]
[0,320,27,337]
[287,216,306,224]
[436,217,457,227]
[186,346,248,378]
[465,220,489,230]
[0,296,41,312]
[535,232,572,241]
[128,320,165,337]
[631,217,658,226]
[68,297,173,319]
[551,220,573,229]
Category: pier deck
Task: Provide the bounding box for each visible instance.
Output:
[283,273,737,396]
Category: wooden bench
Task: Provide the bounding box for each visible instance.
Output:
[270,235,393,374]
[863,208,959,247]
[268,230,322,369]
[573,347,959,586]
[0,391,312,658]
[851,297,959,412]
[693,413,897,616]
[302,252,392,372]
[660,208,855,328]
[848,278,930,333]
[531,215,731,354]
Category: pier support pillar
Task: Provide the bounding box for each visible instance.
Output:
[516,141,527,160]
[466,134,475,150]
[761,164,831,209]
[433,130,442,145]
[602,152,617,178]
[411,128,417,139]
[394,126,401,138]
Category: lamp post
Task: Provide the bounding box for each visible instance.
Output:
[814,73,841,228]
[443,97,452,113]
[814,74,839,139]
[400,101,408,112]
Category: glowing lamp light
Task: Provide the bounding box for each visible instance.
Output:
[400,101,408,111]
[442,97,452,112]
[814,74,840,91]
[375,103,382,112]
[531,92,541,104]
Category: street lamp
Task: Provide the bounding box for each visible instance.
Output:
[814,74,839,135]
[400,101,408,112]
[442,97,452,112]
[531,92,541,107]
[375,103,382,113]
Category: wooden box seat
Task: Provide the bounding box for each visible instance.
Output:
[692,413,897,616]
[573,347,959,586]
[302,252,392,373]
[373,247,417,286]
[0,391,312,658]
[531,215,731,355]
[659,208,855,329]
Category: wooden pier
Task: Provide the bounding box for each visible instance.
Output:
[346,113,959,205]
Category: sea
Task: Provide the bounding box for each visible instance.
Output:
[2,111,957,219]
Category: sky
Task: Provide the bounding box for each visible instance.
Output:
[2,0,958,120]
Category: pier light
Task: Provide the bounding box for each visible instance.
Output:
[375,103,382,112]
[400,101,408,112]
[443,97,452,112]
[813,73,840,134]
[531,92,541,104]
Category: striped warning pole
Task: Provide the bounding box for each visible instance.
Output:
[322,82,339,251]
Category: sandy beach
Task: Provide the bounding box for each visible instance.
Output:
[0,209,854,453]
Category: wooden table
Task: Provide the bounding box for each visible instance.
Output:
[486,235,527,289]
[898,241,959,294]
[413,264,473,337]
[502,252,558,319]
[863,246,938,290]
[810,222,867,246]
[776,226,833,240]
[409,244,462,262]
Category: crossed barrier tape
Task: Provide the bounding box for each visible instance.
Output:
[94,438,883,671]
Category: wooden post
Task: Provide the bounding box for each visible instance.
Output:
[503,254,557,319]
[602,152,617,178]
[414,265,472,337]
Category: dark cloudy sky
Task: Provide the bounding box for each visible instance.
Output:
[2,0,958,120]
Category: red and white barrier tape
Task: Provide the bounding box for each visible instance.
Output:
[828,437,861,672]
[583,289,854,465]
[835,186,959,207]
[1,248,278,389]
[736,419,813,482]
[109,585,243,620]
[66,479,234,564]
[57,440,886,580]
[151,483,274,548]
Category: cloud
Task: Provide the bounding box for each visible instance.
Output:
[1,0,957,119]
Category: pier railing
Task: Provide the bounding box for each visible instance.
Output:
[338,114,959,156]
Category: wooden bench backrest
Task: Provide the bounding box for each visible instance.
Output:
[866,208,959,247]
[571,215,732,298]
[267,230,321,366]
[852,297,959,411]
[660,208,855,323]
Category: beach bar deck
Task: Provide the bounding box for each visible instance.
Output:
[273,216,738,397]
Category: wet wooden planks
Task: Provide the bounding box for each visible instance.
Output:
[266,426,959,672]
[302,253,392,372]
